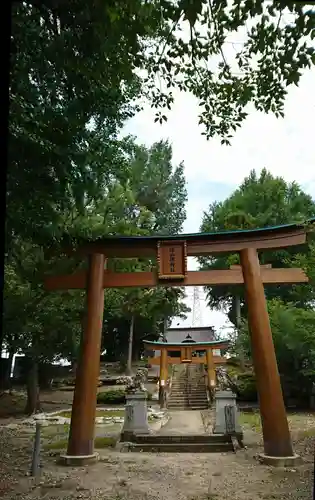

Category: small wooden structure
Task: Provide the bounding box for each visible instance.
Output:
[144,339,229,390]
[44,219,313,462]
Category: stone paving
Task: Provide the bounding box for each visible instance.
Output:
[159,410,206,435]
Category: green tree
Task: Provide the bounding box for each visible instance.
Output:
[123,139,187,234]
[8,2,151,247]
[13,1,315,154]
[97,139,189,367]
[3,244,84,412]
[102,287,189,365]
[237,298,315,406]
[146,1,315,142]
[3,137,189,403]
[199,169,315,323]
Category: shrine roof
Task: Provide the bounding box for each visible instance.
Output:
[143,340,229,348]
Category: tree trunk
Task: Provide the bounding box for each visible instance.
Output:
[126,316,135,375]
[5,351,14,390]
[25,360,41,415]
[71,361,78,378]
[235,295,245,370]
[0,351,14,390]
[132,347,140,363]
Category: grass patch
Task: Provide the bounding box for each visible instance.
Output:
[44,435,118,451]
[239,411,315,436]
[44,439,68,451]
[41,424,70,437]
[300,427,315,437]
[55,409,124,419]
[94,436,118,448]
[239,411,262,432]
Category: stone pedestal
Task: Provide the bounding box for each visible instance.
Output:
[59,453,99,466]
[213,390,242,436]
[121,392,150,441]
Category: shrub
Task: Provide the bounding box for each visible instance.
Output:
[236,372,257,402]
[226,357,242,367]
[97,389,152,405]
[97,389,126,405]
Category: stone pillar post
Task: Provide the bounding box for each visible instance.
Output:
[213,390,242,436]
[121,392,150,441]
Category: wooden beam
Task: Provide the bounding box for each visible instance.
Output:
[149,356,227,365]
[230,264,272,269]
[45,270,87,290]
[55,226,307,258]
[188,229,306,256]
[45,267,308,291]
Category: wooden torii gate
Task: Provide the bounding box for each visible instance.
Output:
[45,221,311,464]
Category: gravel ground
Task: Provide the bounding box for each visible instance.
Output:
[1,391,314,500]
[0,412,314,500]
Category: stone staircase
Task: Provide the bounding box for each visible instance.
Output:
[127,433,234,453]
[167,364,209,410]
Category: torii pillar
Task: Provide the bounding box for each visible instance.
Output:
[61,254,105,465]
[159,348,168,408]
[206,349,216,388]
[240,248,298,463]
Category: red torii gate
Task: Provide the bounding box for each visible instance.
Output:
[44,220,312,465]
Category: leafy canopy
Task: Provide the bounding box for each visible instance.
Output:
[237,298,315,403]
[19,0,315,147]
[9,1,315,245]
[199,169,315,320]
[147,1,315,143]
[4,139,189,364]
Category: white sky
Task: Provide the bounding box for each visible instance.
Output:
[123,67,315,337]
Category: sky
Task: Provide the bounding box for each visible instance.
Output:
[123,67,315,337]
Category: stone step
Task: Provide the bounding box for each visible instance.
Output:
[133,434,230,444]
[172,384,206,391]
[168,395,208,399]
[171,386,206,390]
[167,400,209,404]
[170,391,207,395]
[171,388,207,391]
[168,402,208,406]
[170,393,207,397]
[129,442,233,453]
[169,399,207,402]
[167,403,209,411]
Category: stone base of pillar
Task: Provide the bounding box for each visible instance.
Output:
[213,390,243,436]
[258,453,302,467]
[59,453,99,466]
[121,392,150,441]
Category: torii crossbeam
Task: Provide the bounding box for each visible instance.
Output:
[44,220,313,465]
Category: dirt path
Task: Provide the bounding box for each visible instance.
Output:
[0,407,314,500]
[159,410,205,435]
[0,429,313,500]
